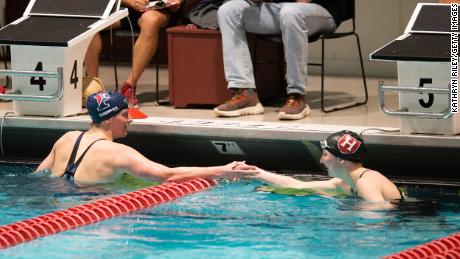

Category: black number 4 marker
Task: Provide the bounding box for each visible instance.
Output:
[30,62,46,91]
[70,60,78,89]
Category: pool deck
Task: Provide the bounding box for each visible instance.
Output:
[0,65,458,148]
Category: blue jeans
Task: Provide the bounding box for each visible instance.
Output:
[218,0,336,95]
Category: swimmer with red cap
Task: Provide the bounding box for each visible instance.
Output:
[36,91,256,185]
[243,130,403,202]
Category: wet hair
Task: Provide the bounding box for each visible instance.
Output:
[86,91,128,123]
[321,130,367,162]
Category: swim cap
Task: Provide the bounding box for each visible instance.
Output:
[86,91,128,123]
[320,130,367,162]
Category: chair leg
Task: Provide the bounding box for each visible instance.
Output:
[320,37,326,112]
[155,61,160,103]
[1,46,9,88]
[253,36,259,79]
[320,33,368,113]
[109,29,119,91]
[155,59,169,105]
[355,32,368,104]
[2,47,7,69]
[112,58,119,92]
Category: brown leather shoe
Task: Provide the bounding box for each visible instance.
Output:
[214,88,264,117]
[278,93,311,120]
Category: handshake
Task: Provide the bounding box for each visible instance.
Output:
[216,161,261,182]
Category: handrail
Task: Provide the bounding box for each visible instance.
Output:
[378,81,452,119]
[0,67,63,102]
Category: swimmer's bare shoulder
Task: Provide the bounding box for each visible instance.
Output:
[54,131,83,147]
[91,141,148,168]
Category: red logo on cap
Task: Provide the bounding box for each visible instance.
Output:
[95,92,110,111]
[337,134,361,155]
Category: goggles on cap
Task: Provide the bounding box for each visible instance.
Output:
[320,139,343,159]
[320,139,333,151]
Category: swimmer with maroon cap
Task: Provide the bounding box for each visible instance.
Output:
[241,130,403,202]
[36,91,256,186]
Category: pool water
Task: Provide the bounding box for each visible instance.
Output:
[1,165,460,258]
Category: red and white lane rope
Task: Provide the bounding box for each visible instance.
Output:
[0,178,217,249]
[384,232,460,259]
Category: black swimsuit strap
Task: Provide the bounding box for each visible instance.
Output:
[72,138,105,169]
[351,169,373,195]
[63,132,105,180]
[63,132,85,177]
[359,169,372,179]
[397,188,405,201]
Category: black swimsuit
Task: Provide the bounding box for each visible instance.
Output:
[351,169,404,200]
[62,132,105,181]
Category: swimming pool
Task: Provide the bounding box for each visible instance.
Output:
[1,164,460,258]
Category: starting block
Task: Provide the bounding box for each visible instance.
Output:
[371,3,459,135]
[0,0,127,117]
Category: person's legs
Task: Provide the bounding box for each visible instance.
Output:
[219,0,254,90]
[120,10,169,106]
[219,1,287,89]
[278,3,336,120]
[128,10,169,86]
[84,22,121,78]
[280,3,335,95]
[214,1,282,117]
[84,34,102,77]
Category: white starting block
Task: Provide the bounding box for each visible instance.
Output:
[371,3,458,135]
[0,0,128,117]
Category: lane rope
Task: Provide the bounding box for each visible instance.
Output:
[384,232,460,259]
[0,178,217,249]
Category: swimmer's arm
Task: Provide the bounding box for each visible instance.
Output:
[36,131,74,172]
[122,146,253,182]
[254,168,340,190]
[36,146,55,172]
[132,161,250,182]
[146,161,255,182]
[124,153,171,182]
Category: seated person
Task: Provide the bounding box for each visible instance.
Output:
[214,0,348,120]
[85,0,182,106]
[36,91,254,185]
[244,130,404,202]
